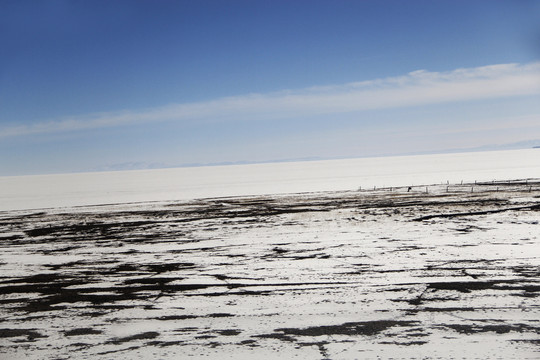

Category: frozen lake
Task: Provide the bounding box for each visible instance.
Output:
[1,149,539,211]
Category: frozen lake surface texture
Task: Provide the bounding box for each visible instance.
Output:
[0,149,539,359]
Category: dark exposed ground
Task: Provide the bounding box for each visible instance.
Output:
[0,180,539,359]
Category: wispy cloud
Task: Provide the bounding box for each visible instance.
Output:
[2,62,540,139]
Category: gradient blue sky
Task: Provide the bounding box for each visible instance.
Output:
[1,0,540,175]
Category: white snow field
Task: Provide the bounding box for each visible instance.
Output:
[0,150,539,359]
[1,149,539,212]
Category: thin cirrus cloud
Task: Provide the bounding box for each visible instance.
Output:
[1,62,540,139]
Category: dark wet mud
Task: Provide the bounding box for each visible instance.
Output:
[0,180,539,358]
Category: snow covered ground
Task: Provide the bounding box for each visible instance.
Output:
[1,180,539,359]
[1,149,539,212]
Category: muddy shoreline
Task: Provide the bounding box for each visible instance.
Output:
[1,180,539,359]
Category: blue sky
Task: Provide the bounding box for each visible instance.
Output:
[1,0,540,175]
